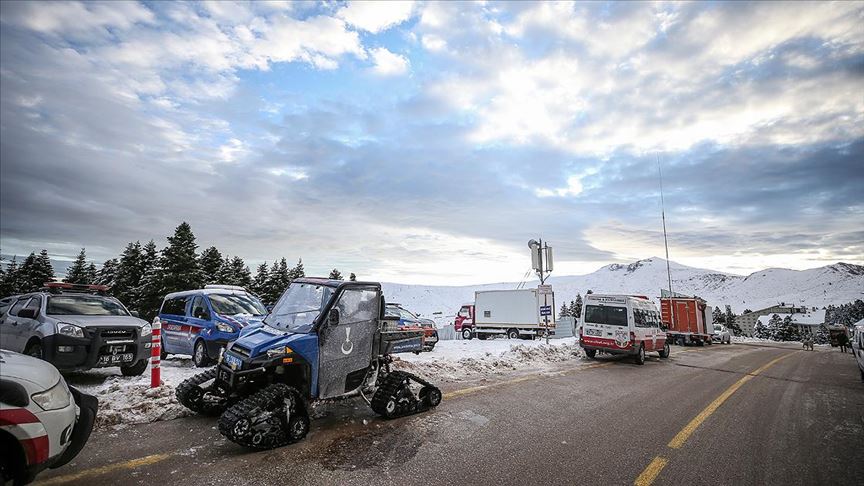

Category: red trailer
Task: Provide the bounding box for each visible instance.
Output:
[660,293,712,346]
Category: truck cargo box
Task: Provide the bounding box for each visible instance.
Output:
[475,289,553,328]
[660,295,710,342]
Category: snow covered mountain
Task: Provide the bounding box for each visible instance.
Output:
[382,258,864,320]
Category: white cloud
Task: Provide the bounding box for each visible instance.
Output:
[369,47,410,76]
[2,1,155,38]
[337,0,415,34]
[535,175,585,198]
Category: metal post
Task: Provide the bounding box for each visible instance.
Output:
[150,317,161,388]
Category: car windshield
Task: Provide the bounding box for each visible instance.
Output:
[209,293,267,316]
[384,306,401,318]
[584,305,628,326]
[264,283,333,333]
[46,295,130,316]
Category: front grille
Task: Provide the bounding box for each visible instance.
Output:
[231,345,251,358]
[98,328,135,339]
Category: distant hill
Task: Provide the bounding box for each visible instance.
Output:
[383,258,864,320]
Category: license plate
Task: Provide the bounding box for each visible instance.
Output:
[586,328,602,336]
[223,353,243,370]
[98,353,133,365]
[109,345,127,354]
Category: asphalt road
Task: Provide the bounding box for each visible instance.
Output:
[36,343,864,486]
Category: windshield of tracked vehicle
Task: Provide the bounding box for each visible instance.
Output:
[264,283,332,333]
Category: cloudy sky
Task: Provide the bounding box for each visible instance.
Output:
[1,1,862,285]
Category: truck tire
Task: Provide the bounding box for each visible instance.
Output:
[193,339,213,367]
[507,329,519,339]
[635,345,645,365]
[462,328,473,340]
[585,349,597,359]
[658,342,670,358]
[121,359,148,376]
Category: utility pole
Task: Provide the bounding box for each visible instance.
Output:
[658,158,676,332]
[529,239,554,344]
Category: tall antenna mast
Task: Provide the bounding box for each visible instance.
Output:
[658,156,673,297]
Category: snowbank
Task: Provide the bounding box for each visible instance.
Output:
[63,338,584,428]
[395,337,583,381]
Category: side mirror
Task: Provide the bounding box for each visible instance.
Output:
[17,309,37,319]
[130,310,140,318]
[328,309,340,327]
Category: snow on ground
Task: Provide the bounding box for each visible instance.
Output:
[64,357,201,428]
[63,338,584,428]
[395,337,583,382]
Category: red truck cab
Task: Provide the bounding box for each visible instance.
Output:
[454,304,474,338]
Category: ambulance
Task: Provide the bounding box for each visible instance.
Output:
[578,293,669,365]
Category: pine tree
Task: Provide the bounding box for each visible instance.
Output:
[96,258,119,287]
[113,241,144,305]
[216,256,233,284]
[754,321,768,339]
[252,262,268,295]
[724,305,741,336]
[289,258,305,280]
[263,258,290,304]
[17,251,55,292]
[2,256,20,297]
[64,249,91,284]
[85,263,97,283]
[0,257,8,297]
[349,273,357,281]
[221,256,251,288]
[135,254,165,321]
[199,246,223,285]
[328,268,343,280]
[712,306,725,326]
[559,303,570,318]
[573,293,583,318]
[160,222,201,294]
[767,314,783,341]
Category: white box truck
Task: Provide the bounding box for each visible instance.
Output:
[457,288,555,340]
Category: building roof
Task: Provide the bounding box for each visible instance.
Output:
[757,309,826,327]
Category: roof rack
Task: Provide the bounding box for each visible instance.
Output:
[204,284,248,292]
[42,282,110,295]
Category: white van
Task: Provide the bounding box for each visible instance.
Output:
[579,294,669,365]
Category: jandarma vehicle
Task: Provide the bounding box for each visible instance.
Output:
[0,350,98,484]
[157,285,267,367]
[0,283,153,375]
[384,303,438,351]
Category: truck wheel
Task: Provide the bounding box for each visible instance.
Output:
[635,345,646,365]
[193,339,212,367]
[121,359,148,376]
[462,328,473,340]
[659,342,670,358]
[585,349,597,359]
[507,329,519,339]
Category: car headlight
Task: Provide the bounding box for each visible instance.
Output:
[57,322,85,338]
[31,379,71,411]
[216,322,235,333]
[266,346,293,358]
[140,323,152,337]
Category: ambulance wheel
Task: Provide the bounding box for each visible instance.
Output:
[585,349,597,359]
[193,339,213,367]
[507,329,520,339]
[462,328,473,340]
[635,345,646,365]
[659,342,670,359]
[121,359,148,376]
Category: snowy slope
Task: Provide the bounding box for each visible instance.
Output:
[383,258,864,318]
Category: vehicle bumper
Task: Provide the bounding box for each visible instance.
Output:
[43,331,151,371]
[580,336,637,355]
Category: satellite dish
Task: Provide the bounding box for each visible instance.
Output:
[528,239,540,250]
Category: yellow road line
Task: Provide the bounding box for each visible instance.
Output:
[667,352,794,449]
[634,351,795,486]
[35,453,170,486]
[634,456,669,486]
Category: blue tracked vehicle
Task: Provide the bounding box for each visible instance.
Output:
[175,278,441,450]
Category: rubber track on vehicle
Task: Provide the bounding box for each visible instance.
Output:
[370,370,441,419]
[175,368,228,416]
[218,383,306,450]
